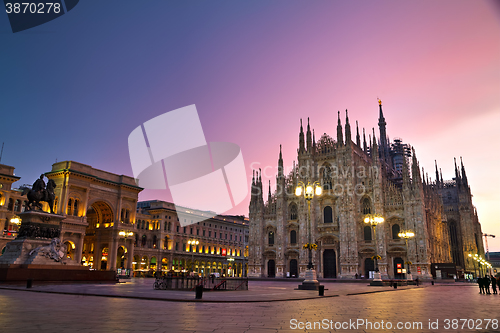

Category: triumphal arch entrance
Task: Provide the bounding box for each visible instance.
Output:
[46,161,142,271]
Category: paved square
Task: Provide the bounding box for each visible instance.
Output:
[0,279,498,332]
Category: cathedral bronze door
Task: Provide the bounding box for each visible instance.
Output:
[290,259,298,277]
[267,260,275,278]
[323,249,336,278]
[364,257,374,278]
[394,257,404,279]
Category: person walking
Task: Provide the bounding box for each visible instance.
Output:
[491,275,497,295]
[485,276,491,295]
[478,277,484,294]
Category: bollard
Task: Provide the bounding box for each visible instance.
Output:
[195,285,203,299]
[393,282,397,289]
[318,285,325,296]
[26,279,33,288]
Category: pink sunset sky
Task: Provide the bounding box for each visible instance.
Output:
[1,1,499,250]
[135,1,500,250]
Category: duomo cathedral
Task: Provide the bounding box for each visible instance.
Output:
[248,100,484,279]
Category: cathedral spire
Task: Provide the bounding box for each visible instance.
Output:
[337,111,343,147]
[411,147,422,185]
[299,119,305,154]
[306,117,312,152]
[268,180,271,202]
[454,157,461,186]
[371,128,378,163]
[440,168,443,184]
[435,160,440,186]
[278,144,283,178]
[378,98,388,164]
[356,120,361,147]
[460,156,468,186]
[345,109,351,144]
[402,149,410,188]
[363,127,367,153]
[312,129,316,148]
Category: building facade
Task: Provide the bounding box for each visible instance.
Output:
[1,161,249,277]
[133,200,249,277]
[248,101,484,279]
[0,163,23,253]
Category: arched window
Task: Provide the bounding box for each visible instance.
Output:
[8,198,14,211]
[73,200,79,216]
[15,199,21,212]
[290,230,297,244]
[67,198,73,215]
[268,231,274,245]
[322,165,332,190]
[168,222,171,231]
[22,200,28,212]
[364,226,372,241]
[289,203,298,220]
[153,235,157,248]
[392,224,401,239]
[361,198,371,214]
[141,235,147,247]
[323,206,333,223]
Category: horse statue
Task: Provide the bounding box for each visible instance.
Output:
[21,176,57,214]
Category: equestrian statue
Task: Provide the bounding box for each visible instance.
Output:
[21,174,57,214]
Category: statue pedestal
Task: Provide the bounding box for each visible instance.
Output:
[370,272,384,286]
[0,211,116,282]
[0,211,73,266]
[298,269,320,290]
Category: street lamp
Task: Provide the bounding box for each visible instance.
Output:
[364,213,385,286]
[398,230,415,281]
[468,253,478,279]
[187,239,199,274]
[295,180,322,290]
[10,216,21,225]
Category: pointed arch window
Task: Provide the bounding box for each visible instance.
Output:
[323,206,333,223]
[268,231,274,245]
[364,226,372,241]
[290,230,297,244]
[289,203,298,220]
[392,224,401,239]
[361,198,371,214]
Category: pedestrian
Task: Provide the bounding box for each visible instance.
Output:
[485,276,491,294]
[478,277,484,294]
[416,277,419,286]
[491,275,497,295]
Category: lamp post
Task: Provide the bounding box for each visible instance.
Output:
[187,239,199,275]
[295,180,322,290]
[468,253,478,279]
[364,214,385,286]
[398,230,415,281]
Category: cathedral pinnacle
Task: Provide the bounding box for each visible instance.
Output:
[337,111,343,146]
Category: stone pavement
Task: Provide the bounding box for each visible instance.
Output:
[0,279,498,332]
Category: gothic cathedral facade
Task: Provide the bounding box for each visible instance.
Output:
[248,101,484,279]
